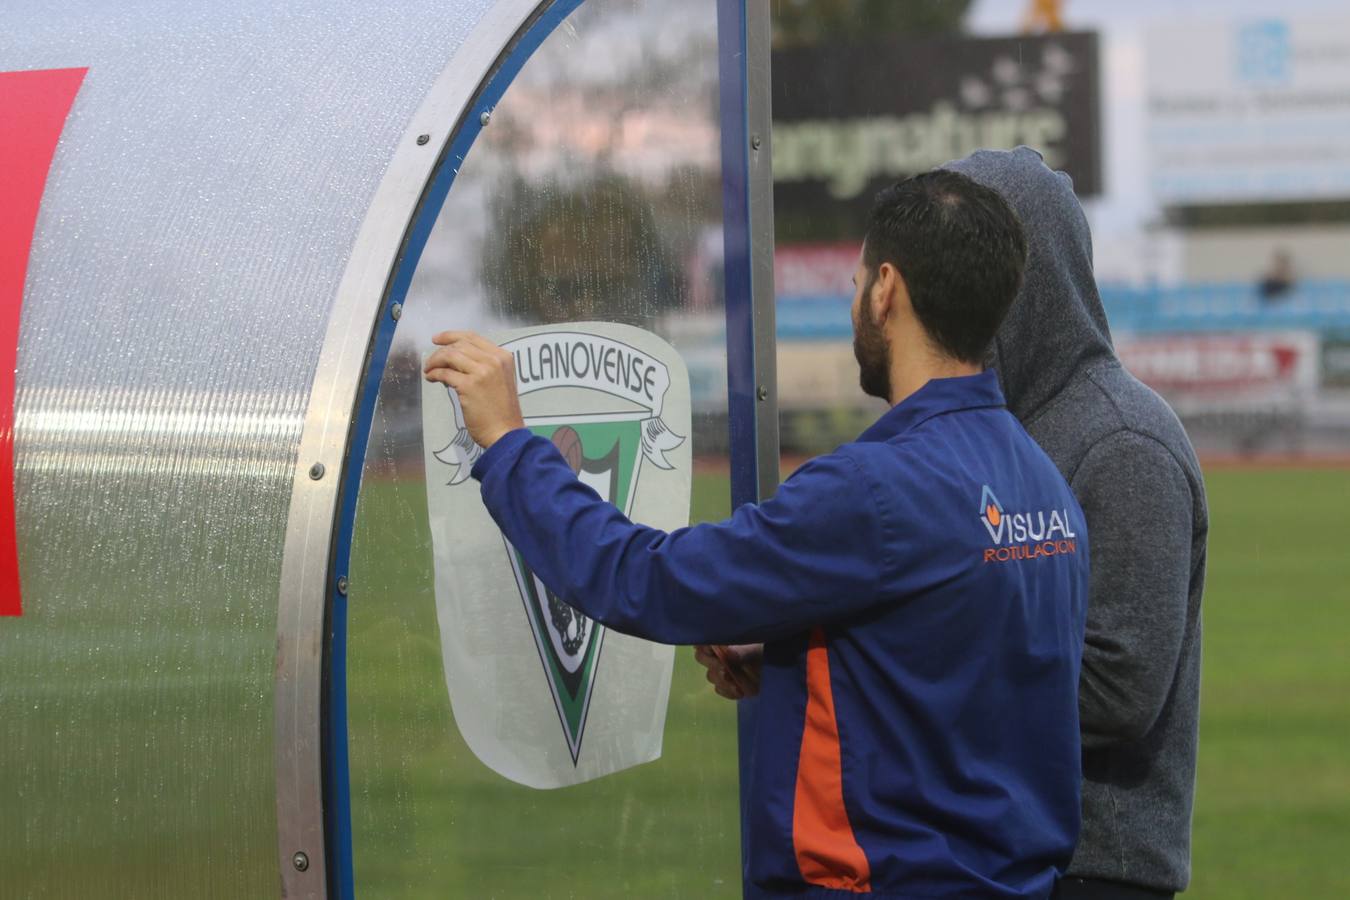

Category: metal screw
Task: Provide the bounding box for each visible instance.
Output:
[415,133,430,146]
[391,302,403,321]
[479,110,491,127]
[336,576,348,596]
[751,133,762,151]
[308,462,325,481]
[757,385,769,401]
[292,851,309,872]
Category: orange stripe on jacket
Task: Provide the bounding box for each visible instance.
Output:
[793,627,872,893]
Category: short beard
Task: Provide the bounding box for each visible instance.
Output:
[853,270,892,402]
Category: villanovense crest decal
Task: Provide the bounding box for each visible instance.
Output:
[421,323,692,789]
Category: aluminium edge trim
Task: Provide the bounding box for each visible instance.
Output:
[272,3,554,897]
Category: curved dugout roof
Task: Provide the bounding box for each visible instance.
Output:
[4,1,563,896]
[2,1,777,897]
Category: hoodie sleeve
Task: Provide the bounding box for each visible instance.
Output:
[1070,430,1196,748]
[470,429,885,646]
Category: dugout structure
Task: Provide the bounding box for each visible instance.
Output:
[1,2,777,897]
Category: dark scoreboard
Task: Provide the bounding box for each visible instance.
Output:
[772,31,1102,240]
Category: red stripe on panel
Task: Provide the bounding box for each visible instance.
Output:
[793,626,871,892]
[0,67,87,616]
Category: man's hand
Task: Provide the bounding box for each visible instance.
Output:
[693,644,764,701]
[424,331,526,449]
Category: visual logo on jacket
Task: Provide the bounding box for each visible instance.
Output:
[978,484,1079,563]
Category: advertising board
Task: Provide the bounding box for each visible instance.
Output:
[1116,331,1320,414]
[1147,17,1350,204]
[774,31,1101,238]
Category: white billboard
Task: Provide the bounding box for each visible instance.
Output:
[1146,17,1350,204]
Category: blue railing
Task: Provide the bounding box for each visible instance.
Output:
[1099,280,1350,335]
[773,280,1350,340]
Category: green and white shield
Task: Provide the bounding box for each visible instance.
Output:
[421,322,691,789]
[505,417,642,763]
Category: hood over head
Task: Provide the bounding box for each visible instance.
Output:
[943,146,1115,422]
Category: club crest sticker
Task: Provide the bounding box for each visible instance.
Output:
[422,322,692,789]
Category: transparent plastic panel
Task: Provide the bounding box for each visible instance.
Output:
[345,1,741,895]
[0,2,496,895]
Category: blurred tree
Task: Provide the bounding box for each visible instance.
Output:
[481,174,684,326]
[772,0,972,47]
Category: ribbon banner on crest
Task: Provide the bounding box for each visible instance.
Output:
[434,331,686,484]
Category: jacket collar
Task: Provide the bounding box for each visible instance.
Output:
[857,370,1006,443]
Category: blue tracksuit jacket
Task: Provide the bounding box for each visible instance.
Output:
[472,371,1089,899]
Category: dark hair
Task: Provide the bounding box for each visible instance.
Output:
[863,170,1027,364]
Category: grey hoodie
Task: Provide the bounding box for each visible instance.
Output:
[946,147,1208,893]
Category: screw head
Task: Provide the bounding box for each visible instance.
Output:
[391,302,403,321]
[751,133,762,151]
[479,110,491,127]
[415,133,430,146]
[308,462,325,481]
[756,385,769,401]
[292,851,309,872]
[336,575,348,596]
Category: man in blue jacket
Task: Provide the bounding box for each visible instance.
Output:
[425,170,1090,899]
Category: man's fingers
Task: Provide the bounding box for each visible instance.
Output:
[449,339,499,364]
[716,644,764,695]
[422,348,464,374]
[694,644,759,699]
[702,661,733,690]
[431,330,500,355]
[424,347,484,376]
[722,667,754,697]
[424,366,467,389]
[462,332,504,355]
[431,329,472,346]
[692,645,719,669]
[423,329,524,448]
[432,329,484,345]
[713,683,744,701]
[696,652,750,702]
[432,331,514,372]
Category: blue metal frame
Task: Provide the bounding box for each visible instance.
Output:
[717,0,761,513]
[716,4,767,890]
[323,2,585,896]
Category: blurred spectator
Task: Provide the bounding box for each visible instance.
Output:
[1258,249,1296,302]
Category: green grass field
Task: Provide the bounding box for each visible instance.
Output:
[1186,468,1350,900]
[344,466,1350,898]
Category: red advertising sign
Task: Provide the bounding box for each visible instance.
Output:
[0,67,87,616]
[1117,332,1318,395]
[775,242,858,298]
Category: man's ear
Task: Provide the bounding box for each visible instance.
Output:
[870,261,899,327]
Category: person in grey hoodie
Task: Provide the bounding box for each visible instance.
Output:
[944,147,1208,899]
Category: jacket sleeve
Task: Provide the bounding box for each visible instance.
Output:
[471,429,886,645]
[1070,430,1196,747]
